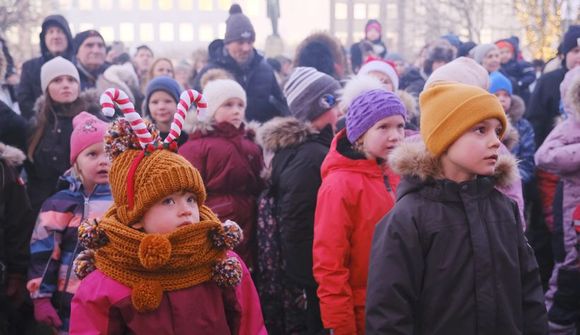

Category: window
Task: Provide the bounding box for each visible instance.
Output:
[119,23,135,42]
[354,4,366,20]
[218,0,231,10]
[139,23,154,42]
[99,26,115,42]
[199,24,214,42]
[179,23,194,41]
[159,23,175,42]
[79,0,93,10]
[99,0,113,10]
[119,0,133,10]
[368,4,380,18]
[335,3,347,20]
[199,0,213,11]
[159,0,173,10]
[178,0,193,10]
[139,0,152,10]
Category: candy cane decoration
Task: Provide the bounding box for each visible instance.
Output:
[100,88,154,148]
[164,89,208,144]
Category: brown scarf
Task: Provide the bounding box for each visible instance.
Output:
[95,205,228,312]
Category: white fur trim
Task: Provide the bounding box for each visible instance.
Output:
[358,60,399,90]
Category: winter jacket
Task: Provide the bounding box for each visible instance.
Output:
[179,122,264,266]
[313,130,397,335]
[526,67,567,147]
[76,61,110,92]
[0,143,34,280]
[27,173,112,332]
[366,141,548,335]
[497,38,536,103]
[508,95,536,184]
[399,67,426,98]
[193,39,288,123]
[259,117,333,289]
[25,90,101,214]
[17,15,75,120]
[350,39,388,73]
[0,101,27,153]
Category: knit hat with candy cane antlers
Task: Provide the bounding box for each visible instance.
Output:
[101,88,208,225]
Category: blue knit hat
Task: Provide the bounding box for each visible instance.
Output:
[144,76,181,117]
[346,89,407,143]
[488,71,512,96]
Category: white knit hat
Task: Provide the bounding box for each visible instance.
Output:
[203,79,247,122]
[358,59,399,91]
[40,56,80,92]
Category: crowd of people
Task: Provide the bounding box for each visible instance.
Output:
[0,3,579,335]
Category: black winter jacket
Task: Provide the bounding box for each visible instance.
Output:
[0,101,27,153]
[17,15,75,120]
[526,67,567,147]
[259,117,333,288]
[366,141,547,335]
[193,39,288,123]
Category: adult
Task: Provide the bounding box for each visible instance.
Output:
[17,15,74,120]
[527,25,580,147]
[133,44,154,90]
[349,19,388,73]
[295,32,347,80]
[73,30,108,91]
[194,4,288,123]
[471,43,501,74]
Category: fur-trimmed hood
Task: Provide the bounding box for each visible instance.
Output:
[96,63,139,103]
[0,142,26,167]
[388,140,519,189]
[561,68,580,120]
[507,94,526,122]
[257,116,318,153]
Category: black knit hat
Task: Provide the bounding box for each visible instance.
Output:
[224,4,255,44]
[73,30,105,55]
[561,25,580,55]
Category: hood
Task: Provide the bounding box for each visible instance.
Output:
[257,116,318,152]
[496,37,520,62]
[321,129,383,179]
[507,94,526,121]
[501,119,520,151]
[388,140,519,190]
[96,63,139,103]
[0,142,25,167]
[207,39,263,71]
[39,15,74,60]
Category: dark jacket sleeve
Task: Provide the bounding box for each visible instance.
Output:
[16,60,38,120]
[514,202,548,335]
[365,207,423,335]
[1,161,35,275]
[268,70,289,117]
[515,120,536,184]
[517,61,537,88]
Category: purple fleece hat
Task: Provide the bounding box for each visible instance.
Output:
[346,89,407,143]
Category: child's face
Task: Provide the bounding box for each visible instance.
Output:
[214,97,245,128]
[134,191,200,234]
[440,118,502,183]
[48,75,80,104]
[368,71,394,92]
[482,48,501,73]
[75,142,110,191]
[366,29,380,42]
[498,47,513,64]
[148,91,177,125]
[359,115,405,160]
[494,91,512,112]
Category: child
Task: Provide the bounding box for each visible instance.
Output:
[495,38,535,103]
[69,97,249,334]
[143,76,188,146]
[27,112,112,334]
[535,66,580,335]
[313,89,406,334]
[179,79,263,268]
[489,71,535,185]
[365,82,547,334]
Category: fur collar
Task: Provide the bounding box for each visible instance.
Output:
[567,73,580,120]
[507,95,525,122]
[257,117,318,152]
[388,140,519,188]
[0,142,25,167]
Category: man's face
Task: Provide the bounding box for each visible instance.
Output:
[134,48,154,72]
[76,36,106,70]
[566,46,580,70]
[225,40,254,65]
[45,26,68,55]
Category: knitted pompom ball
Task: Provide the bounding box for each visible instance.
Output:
[132,280,163,313]
[138,234,172,270]
[73,249,97,279]
[212,256,242,288]
[78,218,108,249]
[210,220,243,250]
[104,118,159,159]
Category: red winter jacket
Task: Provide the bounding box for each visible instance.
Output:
[313,130,397,335]
[179,122,264,266]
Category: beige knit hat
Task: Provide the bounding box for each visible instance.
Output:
[40,56,80,92]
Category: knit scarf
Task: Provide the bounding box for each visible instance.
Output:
[95,205,227,312]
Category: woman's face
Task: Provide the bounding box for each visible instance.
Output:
[482,47,501,73]
[47,75,79,103]
[152,60,174,78]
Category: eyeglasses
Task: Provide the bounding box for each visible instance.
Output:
[319,94,337,110]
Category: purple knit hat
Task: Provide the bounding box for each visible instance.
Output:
[346,89,407,143]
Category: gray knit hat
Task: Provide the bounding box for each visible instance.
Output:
[40,56,80,92]
[284,67,341,122]
[470,44,498,64]
[224,4,255,44]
